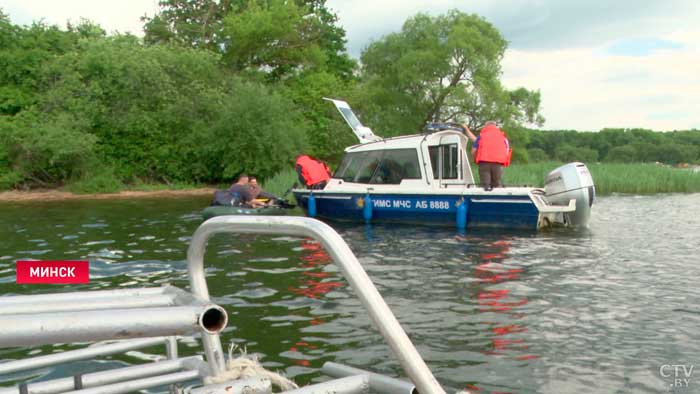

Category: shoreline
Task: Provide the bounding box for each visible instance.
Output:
[0,188,217,202]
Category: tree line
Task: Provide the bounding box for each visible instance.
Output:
[0,2,697,191]
[515,127,700,165]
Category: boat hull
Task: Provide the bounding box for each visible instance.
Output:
[292,191,540,230]
[201,205,289,220]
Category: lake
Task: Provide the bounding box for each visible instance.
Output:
[1,194,699,393]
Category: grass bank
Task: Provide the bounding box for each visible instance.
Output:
[500,162,700,195]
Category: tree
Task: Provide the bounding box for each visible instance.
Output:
[0,20,79,116]
[605,145,637,163]
[358,10,544,135]
[222,0,326,80]
[143,0,355,80]
[555,144,598,163]
[283,71,356,161]
[142,0,231,51]
[527,148,550,162]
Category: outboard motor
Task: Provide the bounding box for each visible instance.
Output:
[544,162,595,226]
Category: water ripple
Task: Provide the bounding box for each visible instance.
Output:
[1,195,699,393]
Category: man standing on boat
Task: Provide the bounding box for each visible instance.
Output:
[462,121,512,190]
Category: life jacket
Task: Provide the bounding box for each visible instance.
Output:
[475,124,511,166]
[295,155,332,187]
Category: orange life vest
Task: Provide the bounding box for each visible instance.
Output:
[475,124,511,166]
[295,155,332,187]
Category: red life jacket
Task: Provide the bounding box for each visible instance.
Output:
[475,124,511,166]
[295,155,332,187]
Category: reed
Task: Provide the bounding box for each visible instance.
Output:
[263,163,700,198]
[499,162,700,195]
[262,168,299,197]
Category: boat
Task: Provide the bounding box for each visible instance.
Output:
[292,99,595,230]
[201,204,290,220]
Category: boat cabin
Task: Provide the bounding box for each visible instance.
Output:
[330,131,476,190]
[323,98,476,192]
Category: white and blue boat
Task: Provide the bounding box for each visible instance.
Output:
[293,99,595,230]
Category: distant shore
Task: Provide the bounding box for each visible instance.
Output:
[0,188,217,202]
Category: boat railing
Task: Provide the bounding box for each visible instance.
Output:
[0,216,449,394]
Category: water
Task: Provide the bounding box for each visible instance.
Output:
[1,194,699,393]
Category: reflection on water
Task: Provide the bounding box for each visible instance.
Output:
[1,194,699,393]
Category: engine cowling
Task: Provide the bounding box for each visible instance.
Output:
[544,162,595,226]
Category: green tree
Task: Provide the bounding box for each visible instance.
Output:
[605,145,638,163]
[143,0,355,80]
[222,0,327,80]
[142,0,230,51]
[527,148,550,162]
[198,79,310,180]
[357,10,544,135]
[0,20,79,115]
[282,71,356,161]
[555,144,598,163]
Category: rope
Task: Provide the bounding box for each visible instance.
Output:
[204,344,299,391]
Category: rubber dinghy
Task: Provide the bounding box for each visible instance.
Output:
[201,204,290,220]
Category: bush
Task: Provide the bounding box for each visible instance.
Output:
[0,170,22,190]
[65,166,124,194]
[194,78,309,181]
[0,112,97,186]
[527,148,549,162]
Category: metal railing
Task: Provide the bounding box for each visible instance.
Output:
[1,215,448,394]
[188,216,446,394]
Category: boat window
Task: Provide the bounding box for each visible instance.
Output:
[428,144,461,179]
[370,149,421,184]
[334,150,383,183]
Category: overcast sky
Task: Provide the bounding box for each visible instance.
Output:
[3,0,699,131]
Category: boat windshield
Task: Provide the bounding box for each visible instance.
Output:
[338,107,362,130]
[335,149,421,184]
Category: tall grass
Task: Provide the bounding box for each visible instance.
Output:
[262,168,299,197]
[263,163,700,198]
[499,162,700,195]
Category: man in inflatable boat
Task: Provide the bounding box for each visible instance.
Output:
[211,174,294,208]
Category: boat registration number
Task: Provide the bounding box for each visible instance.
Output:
[372,199,451,210]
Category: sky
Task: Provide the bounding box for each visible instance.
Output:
[2,0,699,131]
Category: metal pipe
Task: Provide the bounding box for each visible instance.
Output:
[187,216,446,394]
[282,375,369,394]
[165,336,179,360]
[165,336,180,394]
[0,337,170,375]
[0,287,167,306]
[0,357,204,394]
[61,370,201,394]
[0,295,176,315]
[0,305,227,347]
[188,377,272,394]
[322,362,416,394]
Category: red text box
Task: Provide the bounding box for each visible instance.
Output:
[16,260,90,284]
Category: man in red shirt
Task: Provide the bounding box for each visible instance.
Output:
[462,121,511,190]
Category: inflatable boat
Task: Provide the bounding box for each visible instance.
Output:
[201,204,290,220]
